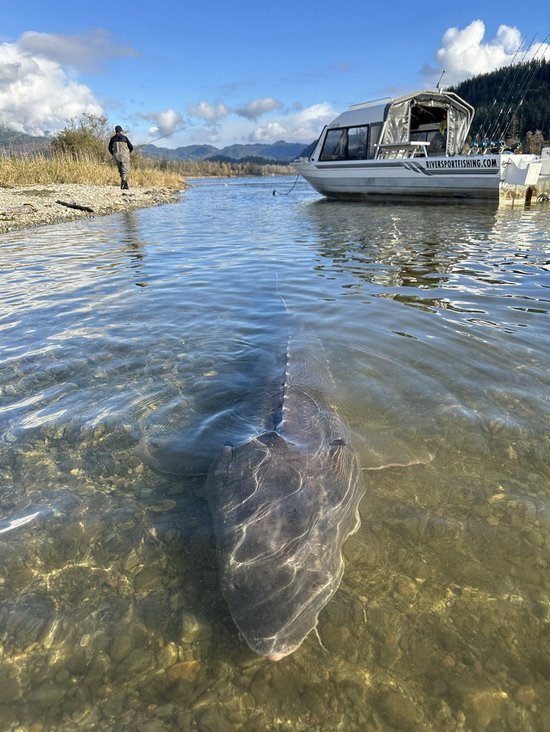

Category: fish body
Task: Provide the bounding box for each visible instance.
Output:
[206,331,363,660]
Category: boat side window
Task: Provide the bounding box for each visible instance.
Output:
[347,126,369,160]
[320,129,348,161]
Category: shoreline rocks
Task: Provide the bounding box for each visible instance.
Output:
[0,184,183,234]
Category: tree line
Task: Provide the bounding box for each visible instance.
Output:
[151,157,293,177]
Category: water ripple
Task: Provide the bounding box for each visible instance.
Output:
[0,178,548,729]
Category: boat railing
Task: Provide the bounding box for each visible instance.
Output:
[348,97,391,110]
[375,142,429,160]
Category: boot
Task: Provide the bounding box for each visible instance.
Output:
[120,180,124,189]
[123,181,129,190]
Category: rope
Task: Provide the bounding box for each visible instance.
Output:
[272,174,300,196]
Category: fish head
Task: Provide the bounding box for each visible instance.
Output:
[207,428,361,661]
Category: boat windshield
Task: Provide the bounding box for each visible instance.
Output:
[319,126,369,161]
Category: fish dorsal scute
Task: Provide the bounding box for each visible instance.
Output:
[256,431,288,449]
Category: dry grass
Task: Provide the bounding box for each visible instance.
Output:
[0,152,184,188]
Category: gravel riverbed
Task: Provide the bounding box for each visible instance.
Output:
[0,184,182,233]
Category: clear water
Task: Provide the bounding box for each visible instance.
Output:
[0,177,548,730]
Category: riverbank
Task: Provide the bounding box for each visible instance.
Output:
[0,184,183,233]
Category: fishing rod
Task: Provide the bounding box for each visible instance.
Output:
[497,33,550,145]
[483,33,535,145]
[499,46,550,143]
[133,121,194,150]
[481,35,526,143]
[484,33,548,147]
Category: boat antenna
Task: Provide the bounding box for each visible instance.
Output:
[436,69,446,91]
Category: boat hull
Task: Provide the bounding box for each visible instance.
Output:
[295,156,502,201]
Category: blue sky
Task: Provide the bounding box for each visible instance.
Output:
[0,1,548,148]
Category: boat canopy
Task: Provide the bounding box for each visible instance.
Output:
[327,90,474,157]
[381,91,474,156]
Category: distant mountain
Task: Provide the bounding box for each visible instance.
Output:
[0,125,49,153]
[220,141,305,161]
[141,143,219,161]
[141,140,306,163]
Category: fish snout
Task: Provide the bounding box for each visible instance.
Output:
[259,638,302,662]
[267,650,294,662]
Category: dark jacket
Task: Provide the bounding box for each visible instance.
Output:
[108,134,134,162]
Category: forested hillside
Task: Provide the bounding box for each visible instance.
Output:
[452,59,550,151]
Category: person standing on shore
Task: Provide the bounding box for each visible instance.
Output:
[108,125,134,190]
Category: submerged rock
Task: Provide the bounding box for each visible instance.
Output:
[0,590,54,653]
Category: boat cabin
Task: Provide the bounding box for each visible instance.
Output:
[315,91,474,162]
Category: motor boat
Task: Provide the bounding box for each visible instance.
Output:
[294,90,549,204]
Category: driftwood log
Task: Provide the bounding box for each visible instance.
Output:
[56,200,95,213]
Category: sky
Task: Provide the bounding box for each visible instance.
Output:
[0,1,548,149]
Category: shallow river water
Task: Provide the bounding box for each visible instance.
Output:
[0,177,549,731]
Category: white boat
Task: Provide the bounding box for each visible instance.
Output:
[294,90,549,204]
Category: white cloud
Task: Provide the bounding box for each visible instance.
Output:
[180,95,334,145]
[0,40,103,135]
[187,100,231,123]
[194,126,223,144]
[142,108,184,136]
[251,103,336,143]
[252,121,286,141]
[235,97,283,120]
[424,20,550,86]
[18,29,137,73]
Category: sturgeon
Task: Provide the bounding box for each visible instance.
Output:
[205,330,363,660]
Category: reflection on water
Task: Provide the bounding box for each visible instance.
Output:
[0,178,549,730]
